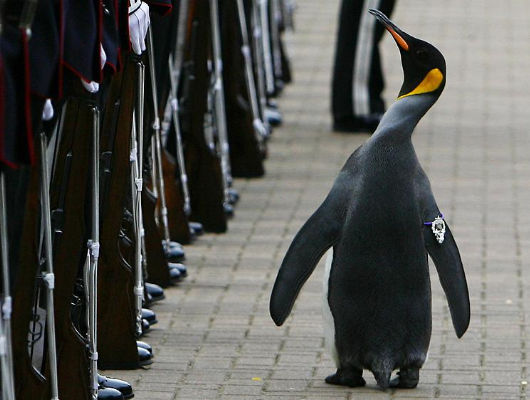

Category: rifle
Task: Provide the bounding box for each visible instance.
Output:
[37,130,60,400]
[83,106,100,399]
[236,0,268,150]
[158,120,191,244]
[141,185,171,287]
[249,0,271,135]
[270,0,283,88]
[144,28,180,284]
[216,0,266,178]
[12,141,48,400]
[12,97,93,400]
[97,57,140,370]
[167,57,192,220]
[0,170,16,400]
[162,0,193,239]
[129,58,146,338]
[49,97,93,400]
[0,13,15,397]
[179,3,227,233]
[208,0,235,215]
[100,99,120,219]
[147,28,170,252]
[257,0,275,96]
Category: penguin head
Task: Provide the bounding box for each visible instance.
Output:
[369,9,446,100]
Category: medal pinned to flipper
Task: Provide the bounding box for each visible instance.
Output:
[424,214,445,244]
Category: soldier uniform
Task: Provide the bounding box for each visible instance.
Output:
[331,0,396,133]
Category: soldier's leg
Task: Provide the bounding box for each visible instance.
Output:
[332,0,384,132]
[368,0,396,114]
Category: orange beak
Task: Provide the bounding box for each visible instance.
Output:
[369,9,409,51]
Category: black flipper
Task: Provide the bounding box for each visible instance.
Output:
[424,222,470,338]
[270,172,351,326]
[416,167,470,338]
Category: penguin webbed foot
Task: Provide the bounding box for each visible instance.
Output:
[389,367,419,389]
[325,367,366,387]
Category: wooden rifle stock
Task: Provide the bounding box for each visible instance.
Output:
[160,149,191,243]
[97,57,140,370]
[14,95,95,400]
[141,183,171,287]
[50,98,92,400]
[12,144,47,399]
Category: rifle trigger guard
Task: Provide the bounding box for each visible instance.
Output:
[43,272,55,289]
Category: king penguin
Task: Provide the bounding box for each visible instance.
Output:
[269,10,470,390]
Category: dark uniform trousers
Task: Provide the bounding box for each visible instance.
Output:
[331,0,396,123]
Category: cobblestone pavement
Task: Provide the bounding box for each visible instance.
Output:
[109,0,530,398]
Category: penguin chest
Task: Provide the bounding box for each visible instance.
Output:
[322,248,339,367]
[321,239,431,368]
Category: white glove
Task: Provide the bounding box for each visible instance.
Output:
[81,80,100,93]
[42,99,54,121]
[128,2,150,55]
[81,45,107,93]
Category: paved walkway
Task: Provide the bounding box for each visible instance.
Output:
[109,1,530,398]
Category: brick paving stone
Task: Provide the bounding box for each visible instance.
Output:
[106,0,530,398]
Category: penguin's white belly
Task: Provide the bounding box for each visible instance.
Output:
[322,248,339,367]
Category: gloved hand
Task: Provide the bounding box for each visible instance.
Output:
[81,44,107,93]
[129,2,150,55]
[42,99,54,121]
[81,80,100,93]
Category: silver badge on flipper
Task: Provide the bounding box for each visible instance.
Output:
[431,216,445,244]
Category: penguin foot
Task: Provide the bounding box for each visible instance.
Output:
[389,368,419,389]
[325,368,366,388]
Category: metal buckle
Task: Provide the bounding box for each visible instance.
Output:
[431,216,446,244]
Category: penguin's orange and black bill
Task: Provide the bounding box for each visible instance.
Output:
[368,9,409,51]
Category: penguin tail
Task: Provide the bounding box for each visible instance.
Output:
[372,369,391,389]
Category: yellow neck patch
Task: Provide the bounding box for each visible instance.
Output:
[398,68,444,99]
